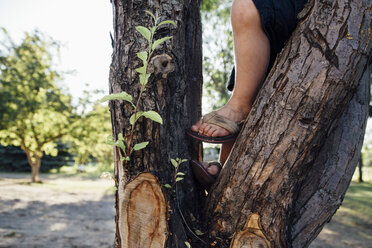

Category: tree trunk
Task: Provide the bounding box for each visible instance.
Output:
[109,1,202,247]
[24,148,42,183]
[205,0,371,247]
[358,156,364,183]
[109,0,371,247]
[30,160,41,183]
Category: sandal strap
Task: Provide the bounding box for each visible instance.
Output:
[202,111,240,134]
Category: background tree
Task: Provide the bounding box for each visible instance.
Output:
[109,0,371,247]
[201,1,233,112]
[0,29,74,182]
[67,89,113,168]
[0,143,73,172]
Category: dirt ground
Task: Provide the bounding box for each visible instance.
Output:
[0,173,371,248]
[0,173,115,248]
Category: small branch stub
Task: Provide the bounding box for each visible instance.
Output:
[230,213,272,248]
[149,54,175,78]
[119,173,168,248]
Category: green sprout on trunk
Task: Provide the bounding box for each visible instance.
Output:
[164,158,188,189]
[101,11,176,165]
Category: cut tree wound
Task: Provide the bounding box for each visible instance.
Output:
[118,173,168,248]
[230,213,272,248]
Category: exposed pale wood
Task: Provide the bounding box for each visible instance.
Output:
[230,213,272,248]
[119,173,168,248]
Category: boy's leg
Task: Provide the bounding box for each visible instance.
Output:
[192,0,270,139]
[192,0,270,169]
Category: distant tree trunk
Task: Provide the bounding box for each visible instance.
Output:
[30,160,41,183]
[109,0,202,247]
[109,0,371,247]
[24,148,42,183]
[358,156,364,183]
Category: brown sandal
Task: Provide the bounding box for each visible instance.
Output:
[190,160,222,189]
[186,111,242,144]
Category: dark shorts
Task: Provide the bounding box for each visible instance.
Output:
[227,0,308,91]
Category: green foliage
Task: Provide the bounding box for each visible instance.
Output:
[101,11,176,164]
[100,92,134,107]
[202,3,234,112]
[0,29,74,171]
[201,0,222,12]
[130,111,163,125]
[166,158,188,189]
[0,143,73,172]
[67,90,113,166]
[133,141,149,151]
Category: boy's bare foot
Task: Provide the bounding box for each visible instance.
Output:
[199,161,220,175]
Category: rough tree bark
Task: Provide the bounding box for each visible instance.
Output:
[109,0,371,247]
[205,0,371,247]
[109,1,203,247]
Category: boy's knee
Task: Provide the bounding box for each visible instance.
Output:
[231,0,261,30]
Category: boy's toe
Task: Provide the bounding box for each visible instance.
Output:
[205,126,217,136]
[191,120,202,132]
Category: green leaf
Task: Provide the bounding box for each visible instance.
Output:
[101,92,134,107]
[194,229,204,236]
[170,159,178,168]
[139,73,151,86]
[137,51,148,63]
[158,20,177,27]
[129,112,143,125]
[136,66,146,74]
[136,26,152,42]
[130,111,162,125]
[176,177,184,182]
[120,156,130,162]
[106,135,115,145]
[151,26,157,34]
[145,10,156,20]
[185,241,191,248]
[117,140,126,151]
[164,184,172,189]
[133,141,149,151]
[118,133,124,141]
[181,159,188,163]
[152,36,172,51]
[142,111,163,124]
[176,172,186,176]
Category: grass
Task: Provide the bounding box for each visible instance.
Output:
[331,166,372,240]
[28,176,115,194]
[339,182,372,223]
[49,162,114,179]
[0,163,116,194]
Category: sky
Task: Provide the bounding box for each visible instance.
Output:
[0,0,113,103]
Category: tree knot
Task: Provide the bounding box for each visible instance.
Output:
[149,54,175,78]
